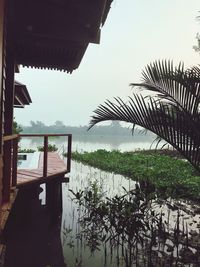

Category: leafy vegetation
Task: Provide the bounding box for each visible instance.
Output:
[18,148,36,153]
[13,119,23,134]
[37,143,58,152]
[71,149,200,201]
[68,181,200,266]
[89,60,200,171]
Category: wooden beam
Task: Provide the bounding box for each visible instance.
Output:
[20,133,72,137]
[67,134,72,173]
[0,0,5,94]
[0,0,5,205]
[3,41,15,203]
[3,134,18,141]
[12,137,18,187]
[4,46,15,134]
[43,136,48,177]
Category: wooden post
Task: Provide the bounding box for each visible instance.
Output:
[46,177,63,221]
[2,43,15,202]
[43,135,48,177]
[0,0,5,205]
[12,136,18,187]
[67,134,72,172]
[3,140,11,202]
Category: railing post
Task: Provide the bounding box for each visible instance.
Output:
[3,140,11,202]
[67,134,72,172]
[12,136,18,187]
[43,136,48,177]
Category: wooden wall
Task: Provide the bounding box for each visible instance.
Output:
[0,0,5,205]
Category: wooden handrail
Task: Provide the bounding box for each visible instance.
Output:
[2,133,72,204]
[19,133,72,176]
[3,134,18,141]
[19,134,72,137]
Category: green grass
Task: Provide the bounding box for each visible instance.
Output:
[71,149,200,201]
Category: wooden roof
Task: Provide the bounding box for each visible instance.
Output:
[8,0,113,73]
[14,81,32,108]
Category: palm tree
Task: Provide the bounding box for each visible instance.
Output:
[89,60,200,171]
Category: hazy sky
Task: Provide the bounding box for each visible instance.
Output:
[15,0,200,126]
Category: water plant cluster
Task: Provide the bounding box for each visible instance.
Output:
[37,143,58,152]
[18,143,58,153]
[18,148,36,153]
[71,149,200,201]
[67,181,200,267]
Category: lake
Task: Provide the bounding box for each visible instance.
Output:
[4,135,200,267]
[19,134,168,153]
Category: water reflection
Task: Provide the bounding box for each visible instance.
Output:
[61,161,200,267]
[19,135,166,153]
[4,187,66,267]
[4,161,200,267]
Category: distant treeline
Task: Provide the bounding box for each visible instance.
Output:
[21,120,155,138]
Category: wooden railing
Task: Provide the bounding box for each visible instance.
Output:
[2,133,72,203]
[19,134,72,177]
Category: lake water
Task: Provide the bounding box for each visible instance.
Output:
[61,162,200,266]
[19,134,168,153]
[5,135,200,267]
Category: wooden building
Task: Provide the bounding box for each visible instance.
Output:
[0,0,113,235]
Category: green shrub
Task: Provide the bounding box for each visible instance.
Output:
[18,148,36,153]
[37,143,58,152]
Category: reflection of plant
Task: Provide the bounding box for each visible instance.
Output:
[37,143,58,152]
[70,184,159,265]
[69,183,200,266]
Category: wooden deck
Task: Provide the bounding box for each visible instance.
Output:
[17,152,68,187]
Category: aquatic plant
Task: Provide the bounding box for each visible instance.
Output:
[68,183,200,267]
[37,143,58,152]
[18,148,36,153]
[71,149,200,201]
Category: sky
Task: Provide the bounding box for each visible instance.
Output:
[15,0,200,126]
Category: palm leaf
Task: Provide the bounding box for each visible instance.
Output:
[89,94,200,171]
[89,60,200,171]
[131,60,200,116]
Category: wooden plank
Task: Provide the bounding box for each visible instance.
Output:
[18,169,43,175]
[17,171,66,188]
[2,141,11,202]
[17,172,41,179]
[17,178,39,185]
[0,188,18,231]
[12,138,18,186]
[0,0,5,208]
[3,134,18,141]
[19,134,72,137]
[0,0,5,110]
[17,152,68,187]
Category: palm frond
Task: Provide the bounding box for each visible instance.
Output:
[89,94,200,171]
[131,60,200,116]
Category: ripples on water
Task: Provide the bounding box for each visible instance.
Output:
[61,161,200,267]
[4,159,200,266]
